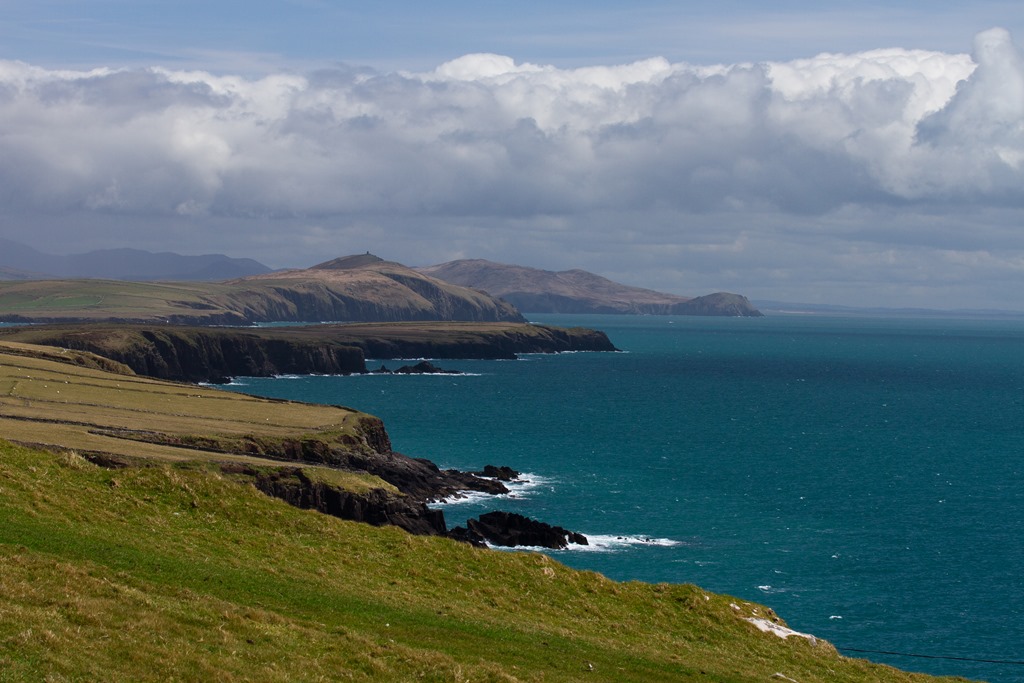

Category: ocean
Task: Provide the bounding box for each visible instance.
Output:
[224,313,1024,682]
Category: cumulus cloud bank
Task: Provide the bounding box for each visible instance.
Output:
[1,28,1023,308]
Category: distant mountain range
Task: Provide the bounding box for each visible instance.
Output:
[0,241,762,318]
[419,259,762,316]
[0,253,524,325]
[0,238,271,281]
[754,300,1024,318]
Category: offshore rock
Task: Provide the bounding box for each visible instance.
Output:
[463,511,589,549]
[375,360,460,375]
[474,465,521,481]
[343,452,510,503]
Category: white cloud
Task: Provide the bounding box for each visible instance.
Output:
[914,28,1024,190]
[1,29,1024,309]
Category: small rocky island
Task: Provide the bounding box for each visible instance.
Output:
[374,361,460,375]
[451,511,589,550]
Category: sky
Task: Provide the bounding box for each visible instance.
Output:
[2,2,1024,310]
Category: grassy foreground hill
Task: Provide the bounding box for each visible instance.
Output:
[0,441,967,682]
[0,343,966,681]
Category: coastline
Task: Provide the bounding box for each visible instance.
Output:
[0,321,617,383]
[0,321,991,683]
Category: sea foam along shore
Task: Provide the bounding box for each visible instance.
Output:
[482,535,683,554]
[431,472,553,506]
[575,535,684,552]
[435,474,684,553]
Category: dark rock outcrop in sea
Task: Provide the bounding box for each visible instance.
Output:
[474,465,521,481]
[454,511,589,550]
[375,360,460,375]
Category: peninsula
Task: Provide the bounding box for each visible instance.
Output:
[419,258,763,316]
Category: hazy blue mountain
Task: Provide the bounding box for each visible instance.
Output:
[419,259,762,316]
[754,299,1024,318]
[0,239,271,281]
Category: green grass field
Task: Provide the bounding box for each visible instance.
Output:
[0,279,233,320]
[0,441,971,682]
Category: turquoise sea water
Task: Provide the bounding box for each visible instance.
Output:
[226,314,1024,682]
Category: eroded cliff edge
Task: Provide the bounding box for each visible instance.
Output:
[0,322,617,383]
[0,340,516,539]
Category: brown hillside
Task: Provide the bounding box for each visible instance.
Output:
[419,259,762,316]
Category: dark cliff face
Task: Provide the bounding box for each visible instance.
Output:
[346,325,617,361]
[95,415,506,538]
[230,465,448,536]
[0,323,617,383]
[36,328,367,383]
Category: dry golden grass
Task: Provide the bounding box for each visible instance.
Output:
[0,341,379,473]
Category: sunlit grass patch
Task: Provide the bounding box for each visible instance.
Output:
[0,440,968,682]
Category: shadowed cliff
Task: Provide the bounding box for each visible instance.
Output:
[0,321,617,383]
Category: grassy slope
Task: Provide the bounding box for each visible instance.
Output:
[0,342,969,681]
[0,279,234,321]
[0,262,524,324]
[0,442,968,683]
